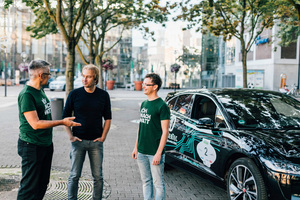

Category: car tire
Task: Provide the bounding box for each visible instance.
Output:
[227,157,267,200]
[63,85,66,91]
[50,89,54,91]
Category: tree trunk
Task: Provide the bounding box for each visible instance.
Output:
[65,41,76,96]
[95,55,104,89]
[240,38,248,88]
[88,1,95,64]
[242,49,248,88]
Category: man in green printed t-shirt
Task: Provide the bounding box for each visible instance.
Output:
[132,73,170,200]
[17,60,81,200]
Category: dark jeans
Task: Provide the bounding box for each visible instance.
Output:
[17,139,53,200]
[68,140,104,200]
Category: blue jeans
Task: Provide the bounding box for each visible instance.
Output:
[68,140,103,200]
[137,153,165,200]
[17,139,53,200]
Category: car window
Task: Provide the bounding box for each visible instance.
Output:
[173,94,193,116]
[192,95,217,121]
[168,97,178,111]
[215,108,227,128]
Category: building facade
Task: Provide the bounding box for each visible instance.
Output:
[223,26,299,91]
[0,1,133,87]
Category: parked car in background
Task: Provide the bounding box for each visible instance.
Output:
[19,78,29,85]
[43,77,54,88]
[165,88,300,200]
[0,79,14,86]
[49,75,66,91]
[74,76,83,89]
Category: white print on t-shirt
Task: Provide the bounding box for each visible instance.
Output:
[140,107,151,124]
[42,98,51,115]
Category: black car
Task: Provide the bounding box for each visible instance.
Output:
[19,78,29,85]
[165,88,300,200]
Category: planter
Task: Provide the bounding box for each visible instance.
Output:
[134,81,143,91]
[106,80,115,90]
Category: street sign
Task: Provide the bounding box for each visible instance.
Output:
[18,63,29,72]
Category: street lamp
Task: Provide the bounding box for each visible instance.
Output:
[21,52,28,62]
[20,52,28,78]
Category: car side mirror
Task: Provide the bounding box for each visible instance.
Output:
[197,117,214,128]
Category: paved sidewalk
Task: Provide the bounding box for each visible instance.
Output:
[0,86,227,200]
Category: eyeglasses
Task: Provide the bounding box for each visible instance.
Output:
[42,73,51,76]
[142,83,155,87]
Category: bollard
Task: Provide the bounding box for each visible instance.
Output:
[50,98,64,120]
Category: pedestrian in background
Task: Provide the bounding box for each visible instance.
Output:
[63,64,112,200]
[132,73,170,200]
[17,59,81,200]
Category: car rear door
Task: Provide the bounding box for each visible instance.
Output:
[166,94,194,158]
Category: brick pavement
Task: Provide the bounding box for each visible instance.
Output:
[0,86,227,199]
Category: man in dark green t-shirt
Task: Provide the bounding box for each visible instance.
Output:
[132,73,170,200]
[17,60,81,200]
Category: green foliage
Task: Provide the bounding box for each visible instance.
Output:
[79,0,170,64]
[174,0,276,44]
[26,8,58,39]
[3,0,13,9]
[4,0,170,91]
[277,23,299,47]
[172,0,278,88]
[275,0,299,46]
[4,0,92,40]
[177,47,201,68]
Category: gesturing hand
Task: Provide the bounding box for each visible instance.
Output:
[63,117,81,127]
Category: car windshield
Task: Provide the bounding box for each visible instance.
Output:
[216,90,300,129]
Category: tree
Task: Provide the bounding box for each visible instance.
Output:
[173,0,276,88]
[4,0,169,93]
[275,0,299,46]
[76,0,169,89]
[286,0,300,28]
[4,0,99,95]
[177,46,201,68]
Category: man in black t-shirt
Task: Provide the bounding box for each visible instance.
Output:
[63,64,112,200]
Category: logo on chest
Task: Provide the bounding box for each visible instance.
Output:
[42,98,51,115]
[140,108,151,124]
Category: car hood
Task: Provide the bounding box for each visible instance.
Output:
[240,129,300,160]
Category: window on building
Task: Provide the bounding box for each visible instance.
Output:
[281,42,297,59]
[226,39,235,65]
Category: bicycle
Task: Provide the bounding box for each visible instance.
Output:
[287,83,298,97]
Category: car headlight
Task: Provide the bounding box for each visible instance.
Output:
[260,157,300,175]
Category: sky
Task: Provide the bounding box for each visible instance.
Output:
[132,0,185,47]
